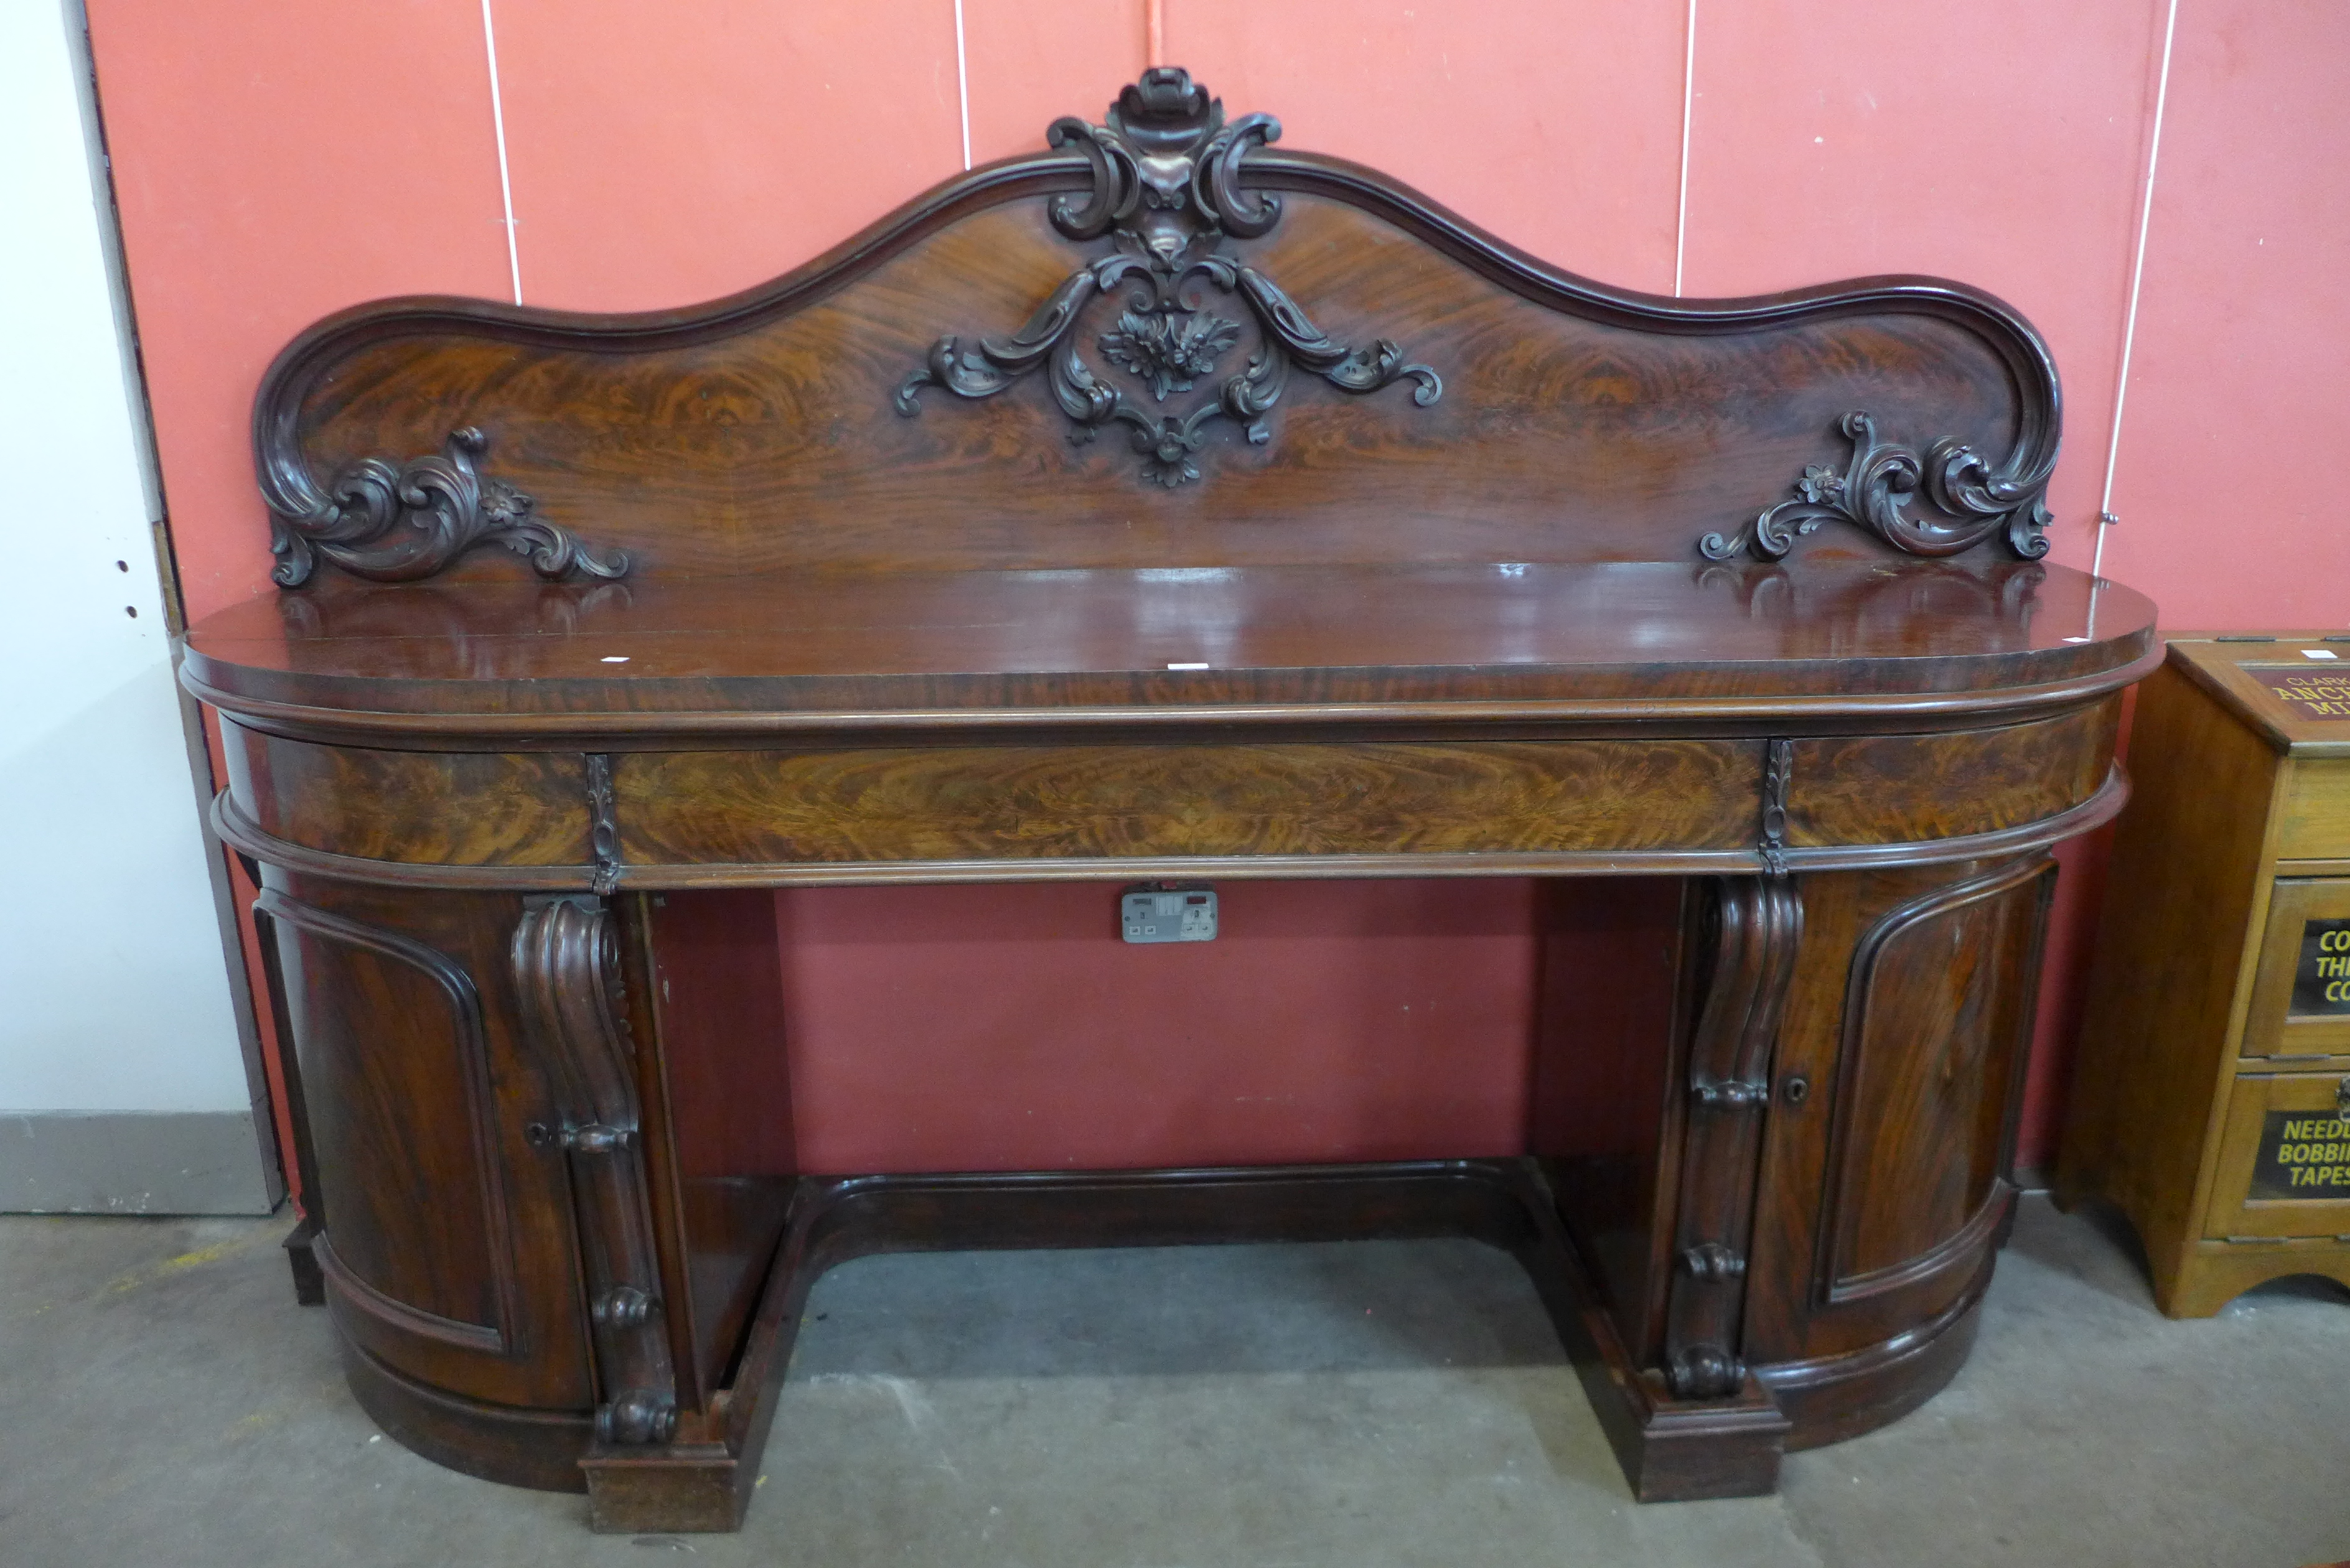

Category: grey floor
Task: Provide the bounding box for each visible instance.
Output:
[1,1197,2345,1568]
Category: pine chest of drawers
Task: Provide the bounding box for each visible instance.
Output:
[2063,635,2350,1314]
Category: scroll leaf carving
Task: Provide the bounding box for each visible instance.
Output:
[1759,737,1794,877]
[895,68,1440,487]
[1700,411,2054,565]
[265,426,629,589]
[586,753,621,898]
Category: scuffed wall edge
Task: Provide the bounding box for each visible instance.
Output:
[1,1111,280,1215]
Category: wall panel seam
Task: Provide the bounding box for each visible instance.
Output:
[2094,0,2181,580]
[1675,0,1696,297]
[478,0,523,304]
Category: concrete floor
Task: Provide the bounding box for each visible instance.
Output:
[1,1197,2344,1568]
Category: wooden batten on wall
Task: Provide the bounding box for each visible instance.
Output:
[75,0,2350,1190]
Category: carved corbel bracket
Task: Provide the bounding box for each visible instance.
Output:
[1700,410,2054,564]
[894,68,1441,487]
[512,895,677,1448]
[1664,876,1804,1399]
[264,426,630,589]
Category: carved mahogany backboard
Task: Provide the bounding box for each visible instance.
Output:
[255,69,2058,590]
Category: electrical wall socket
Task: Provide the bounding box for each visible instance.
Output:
[1121,885,1217,943]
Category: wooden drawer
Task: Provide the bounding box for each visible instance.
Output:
[1782,701,2117,849]
[2277,758,2350,859]
[614,740,1761,866]
[2240,878,2350,1060]
[223,722,591,867]
[2203,1071,2350,1239]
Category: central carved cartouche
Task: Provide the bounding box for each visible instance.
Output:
[894,67,1441,487]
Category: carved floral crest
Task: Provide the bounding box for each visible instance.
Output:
[894,68,1441,487]
[1099,309,1240,401]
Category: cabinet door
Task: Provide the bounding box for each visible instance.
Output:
[1746,855,2053,1379]
[2202,1071,2350,1240]
[259,875,592,1411]
[2241,879,2350,1063]
[1809,859,2049,1323]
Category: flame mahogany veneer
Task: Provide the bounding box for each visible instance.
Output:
[183,70,2156,1532]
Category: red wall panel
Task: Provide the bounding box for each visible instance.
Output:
[1167,0,1684,292]
[965,0,1147,166]
[85,0,514,626]
[780,880,1536,1175]
[87,0,2341,1180]
[2099,0,2350,625]
[489,0,963,312]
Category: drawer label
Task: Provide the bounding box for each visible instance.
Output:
[2258,669,2350,721]
[2290,919,2350,1012]
[2250,1111,2350,1199]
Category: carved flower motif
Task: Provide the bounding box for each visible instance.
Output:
[481,478,535,526]
[1138,417,1204,487]
[1795,464,1845,505]
[1098,310,1240,401]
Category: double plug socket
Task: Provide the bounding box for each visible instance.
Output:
[1120,884,1217,943]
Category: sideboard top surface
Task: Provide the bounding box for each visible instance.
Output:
[184,556,2153,739]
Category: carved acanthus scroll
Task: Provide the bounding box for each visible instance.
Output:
[1701,410,2054,565]
[585,754,622,898]
[264,426,630,589]
[1758,738,1794,877]
[895,68,1441,487]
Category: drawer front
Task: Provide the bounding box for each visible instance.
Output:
[223,723,590,867]
[2203,1071,2350,1240]
[2240,878,2350,1060]
[1782,700,2118,850]
[223,711,2120,875]
[2278,760,2350,860]
[616,740,1761,866]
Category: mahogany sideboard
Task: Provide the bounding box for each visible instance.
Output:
[180,70,2158,1533]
